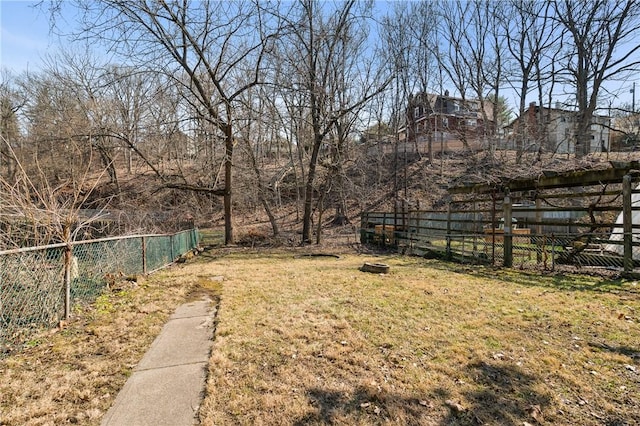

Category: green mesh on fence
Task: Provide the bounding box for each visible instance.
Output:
[145,235,173,272]
[1,229,199,354]
[170,229,199,259]
[70,238,144,302]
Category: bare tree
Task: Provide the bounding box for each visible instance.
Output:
[434,1,474,151]
[0,71,21,179]
[54,0,283,244]
[552,0,640,157]
[379,3,416,207]
[278,0,390,244]
[0,135,109,250]
[436,1,506,160]
[504,0,558,163]
[409,2,438,163]
[18,71,97,185]
[236,86,280,237]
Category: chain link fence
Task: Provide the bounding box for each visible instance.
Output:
[0,229,199,353]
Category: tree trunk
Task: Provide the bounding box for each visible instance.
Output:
[223,122,234,245]
[302,134,322,244]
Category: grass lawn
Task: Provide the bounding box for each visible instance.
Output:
[1,247,639,425]
[194,251,640,425]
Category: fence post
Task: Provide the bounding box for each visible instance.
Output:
[446,202,452,259]
[142,236,147,275]
[63,244,72,320]
[535,196,543,264]
[503,189,513,268]
[472,200,478,253]
[491,192,497,265]
[381,213,387,247]
[623,174,633,273]
[407,209,414,254]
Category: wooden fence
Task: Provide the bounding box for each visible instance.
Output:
[361,163,640,275]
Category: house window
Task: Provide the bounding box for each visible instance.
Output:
[466,119,477,127]
[414,107,420,118]
[442,117,449,128]
[416,123,422,132]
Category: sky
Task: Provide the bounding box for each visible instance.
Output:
[0,1,60,72]
[1,1,638,112]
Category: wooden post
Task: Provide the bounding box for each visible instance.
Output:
[407,209,414,254]
[503,189,513,267]
[491,192,496,264]
[382,212,388,247]
[446,202,452,259]
[64,245,72,320]
[536,197,543,263]
[142,236,148,274]
[472,200,478,253]
[623,174,633,273]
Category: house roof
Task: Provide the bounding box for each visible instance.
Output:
[506,103,611,128]
[409,91,494,121]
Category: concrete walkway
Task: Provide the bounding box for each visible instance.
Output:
[101,298,216,426]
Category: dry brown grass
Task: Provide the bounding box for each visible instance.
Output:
[194,252,640,426]
[1,244,639,425]
[0,267,213,426]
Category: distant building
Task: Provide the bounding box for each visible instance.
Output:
[505,102,611,154]
[610,112,640,151]
[399,91,495,152]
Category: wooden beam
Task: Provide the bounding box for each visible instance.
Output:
[450,161,640,194]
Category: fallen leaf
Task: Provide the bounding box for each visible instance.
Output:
[528,404,543,422]
[445,400,465,413]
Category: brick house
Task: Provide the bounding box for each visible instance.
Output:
[399,90,495,152]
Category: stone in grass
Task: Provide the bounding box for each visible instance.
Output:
[360,262,390,274]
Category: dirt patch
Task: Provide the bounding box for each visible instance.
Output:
[185,276,224,303]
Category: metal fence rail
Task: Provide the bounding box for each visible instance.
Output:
[0,229,199,353]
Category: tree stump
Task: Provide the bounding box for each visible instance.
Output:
[360,262,390,274]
